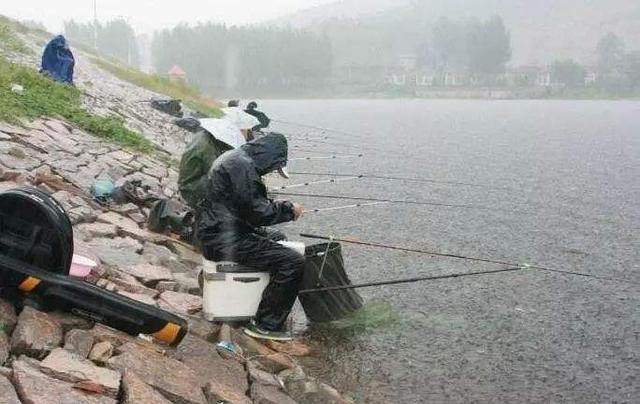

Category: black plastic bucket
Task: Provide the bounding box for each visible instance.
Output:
[299,242,363,323]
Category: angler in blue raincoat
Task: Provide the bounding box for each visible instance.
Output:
[40,35,75,84]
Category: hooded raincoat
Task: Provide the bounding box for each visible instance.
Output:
[197,133,303,331]
[178,130,233,209]
[40,35,75,84]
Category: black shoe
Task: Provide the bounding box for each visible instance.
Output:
[244,321,293,341]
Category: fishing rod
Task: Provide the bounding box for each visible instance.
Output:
[287,171,512,192]
[285,133,332,142]
[289,154,364,162]
[304,202,388,214]
[274,119,368,140]
[292,147,365,157]
[274,191,502,212]
[300,233,639,286]
[271,176,364,191]
[299,267,524,294]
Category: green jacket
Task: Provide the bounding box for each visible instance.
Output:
[178,130,232,208]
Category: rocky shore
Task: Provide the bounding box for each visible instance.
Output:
[0,26,351,404]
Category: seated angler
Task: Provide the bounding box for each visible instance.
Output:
[197,133,304,340]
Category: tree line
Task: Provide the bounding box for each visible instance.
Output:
[151,23,333,95]
[550,33,639,95]
[425,16,512,77]
[65,19,139,66]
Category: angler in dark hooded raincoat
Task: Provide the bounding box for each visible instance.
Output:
[40,35,75,84]
[197,133,303,337]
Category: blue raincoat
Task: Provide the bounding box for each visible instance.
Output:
[40,35,75,84]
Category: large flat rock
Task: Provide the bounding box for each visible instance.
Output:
[12,359,116,404]
[158,291,202,315]
[97,212,165,243]
[40,348,121,399]
[11,307,64,359]
[0,374,21,404]
[118,263,173,285]
[86,237,144,269]
[121,370,172,404]
[251,383,298,404]
[64,329,95,358]
[107,342,206,404]
[175,334,249,396]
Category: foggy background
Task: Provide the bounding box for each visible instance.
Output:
[5,0,639,98]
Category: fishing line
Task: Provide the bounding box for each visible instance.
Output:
[289,154,364,162]
[304,202,389,214]
[299,233,639,286]
[292,147,365,157]
[274,119,369,140]
[271,176,363,191]
[288,171,511,191]
[273,191,503,212]
[299,267,524,294]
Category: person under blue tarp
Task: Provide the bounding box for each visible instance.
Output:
[40,35,75,84]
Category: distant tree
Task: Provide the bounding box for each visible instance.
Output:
[619,52,640,92]
[431,17,467,69]
[466,16,511,76]
[596,32,624,75]
[65,19,139,67]
[551,59,586,88]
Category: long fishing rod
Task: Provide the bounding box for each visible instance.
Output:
[299,267,524,294]
[300,233,639,286]
[274,119,368,140]
[271,176,363,191]
[274,191,502,212]
[288,171,511,192]
[292,147,364,157]
[304,202,388,214]
[289,154,364,162]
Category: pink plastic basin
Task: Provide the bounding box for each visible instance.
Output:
[70,254,97,278]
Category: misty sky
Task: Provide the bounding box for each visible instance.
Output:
[1,0,336,33]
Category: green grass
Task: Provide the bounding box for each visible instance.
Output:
[0,56,154,152]
[0,16,32,54]
[92,58,223,117]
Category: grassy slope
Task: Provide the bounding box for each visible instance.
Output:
[0,16,153,152]
[0,56,154,152]
[0,16,33,55]
[91,58,223,117]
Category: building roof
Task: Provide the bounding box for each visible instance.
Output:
[168,65,186,76]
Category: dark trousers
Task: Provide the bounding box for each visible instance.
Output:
[202,233,305,331]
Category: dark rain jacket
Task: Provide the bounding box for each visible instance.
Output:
[178,130,233,208]
[40,35,75,84]
[245,108,271,131]
[197,133,294,246]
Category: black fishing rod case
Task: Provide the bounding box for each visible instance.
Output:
[299,242,364,322]
[0,187,187,346]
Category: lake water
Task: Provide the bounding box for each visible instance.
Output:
[261,99,640,403]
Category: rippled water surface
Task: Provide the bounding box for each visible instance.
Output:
[261,99,639,403]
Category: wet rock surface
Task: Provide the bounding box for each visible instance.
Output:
[40,348,121,399]
[63,329,95,358]
[0,373,21,404]
[10,307,64,360]
[107,342,207,404]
